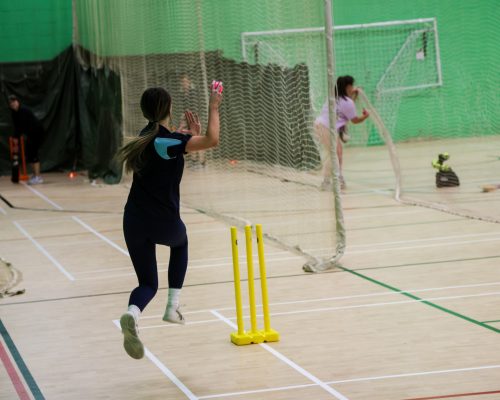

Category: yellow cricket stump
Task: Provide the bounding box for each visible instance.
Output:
[230,225,280,346]
[256,224,280,342]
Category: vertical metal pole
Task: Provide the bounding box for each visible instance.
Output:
[433,18,443,87]
[196,0,210,112]
[324,0,346,263]
[196,0,209,164]
[324,0,338,178]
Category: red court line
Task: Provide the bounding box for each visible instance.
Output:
[404,390,500,400]
[0,339,31,400]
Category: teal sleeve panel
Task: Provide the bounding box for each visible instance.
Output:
[154,137,183,160]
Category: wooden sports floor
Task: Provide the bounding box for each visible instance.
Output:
[1,138,499,400]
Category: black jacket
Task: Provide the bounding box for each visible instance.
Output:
[11,105,45,139]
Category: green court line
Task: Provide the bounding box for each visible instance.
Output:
[0,319,45,400]
[338,266,500,334]
[483,320,500,324]
[352,254,500,274]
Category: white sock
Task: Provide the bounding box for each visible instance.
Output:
[127,304,141,323]
[167,288,181,309]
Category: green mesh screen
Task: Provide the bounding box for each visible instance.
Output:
[73,0,500,263]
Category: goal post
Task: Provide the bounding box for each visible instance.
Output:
[241,17,443,117]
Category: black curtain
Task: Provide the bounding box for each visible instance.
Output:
[0,46,122,182]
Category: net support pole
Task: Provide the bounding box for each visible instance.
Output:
[304,0,346,272]
[196,0,210,115]
[196,0,209,165]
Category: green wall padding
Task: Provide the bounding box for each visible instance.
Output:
[0,0,72,62]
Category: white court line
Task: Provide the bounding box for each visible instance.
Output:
[74,225,500,275]
[327,364,500,384]
[18,213,121,225]
[111,320,197,399]
[238,208,426,230]
[198,363,500,399]
[345,236,500,256]
[22,182,63,210]
[346,231,500,249]
[139,280,500,322]
[75,234,500,280]
[12,221,75,281]
[74,249,291,274]
[259,291,500,319]
[344,208,424,220]
[210,310,349,400]
[11,215,72,225]
[140,291,500,330]
[71,216,129,256]
[187,226,231,234]
[306,233,500,256]
[69,217,292,272]
[198,382,317,399]
[0,205,6,215]
[145,349,198,399]
[66,212,500,278]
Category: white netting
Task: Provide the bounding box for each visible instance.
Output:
[243,16,500,225]
[73,1,500,269]
[74,0,341,264]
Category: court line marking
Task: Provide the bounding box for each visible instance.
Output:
[339,266,500,334]
[71,216,129,256]
[0,339,31,400]
[144,349,199,400]
[135,282,500,322]
[0,205,7,215]
[21,183,63,210]
[72,252,500,278]
[111,320,198,400]
[327,364,500,384]
[197,382,317,399]
[12,210,500,275]
[139,280,500,320]
[5,229,500,264]
[196,365,500,399]
[0,319,45,400]
[482,319,500,324]
[73,234,500,280]
[344,237,500,256]
[345,231,500,249]
[402,389,500,400]
[211,310,349,400]
[139,291,500,330]
[12,221,74,281]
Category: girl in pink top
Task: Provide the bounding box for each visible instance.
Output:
[314,75,369,190]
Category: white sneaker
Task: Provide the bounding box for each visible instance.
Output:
[162,305,185,324]
[28,176,43,185]
[120,313,144,359]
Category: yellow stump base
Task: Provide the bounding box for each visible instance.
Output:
[230,329,279,346]
[262,329,280,343]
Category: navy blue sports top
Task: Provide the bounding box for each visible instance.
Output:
[125,124,191,219]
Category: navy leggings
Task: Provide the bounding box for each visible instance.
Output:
[123,211,188,311]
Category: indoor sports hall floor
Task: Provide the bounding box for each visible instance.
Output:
[1,140,499,400]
